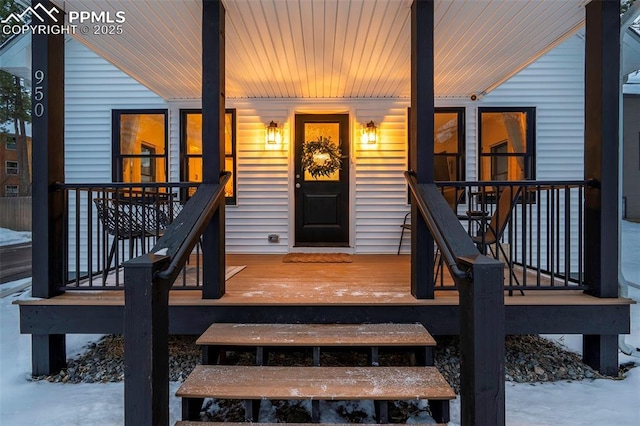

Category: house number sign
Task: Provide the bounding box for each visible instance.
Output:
[34,69,45,118]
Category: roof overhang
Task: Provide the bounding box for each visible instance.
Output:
[47,0,591,100]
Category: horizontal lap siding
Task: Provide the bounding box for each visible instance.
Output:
[478,35,585,181]
[65,39,167,183]
[476,36,585,268]
[355,103,409,253]
[65,40,166,271]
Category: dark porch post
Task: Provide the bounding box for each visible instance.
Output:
[201,0,226,299]
[583,0,620,376]
[410,0,435,298]
[30,0,66,375]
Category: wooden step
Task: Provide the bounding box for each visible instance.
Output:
[177,365,455,401]
[176,423,446,426]
[196,323,436,347]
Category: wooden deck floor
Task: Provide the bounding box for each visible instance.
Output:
[19,254,633,308]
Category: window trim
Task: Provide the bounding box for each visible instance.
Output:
[5,137,17,150]
[434,107,466,182]
[111,109,169,182]
[5,185,18,197]
[477,106,536,181]
[5,160,19,175]
[180,108,237,206]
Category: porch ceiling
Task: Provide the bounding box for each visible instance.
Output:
[54,0,589,100]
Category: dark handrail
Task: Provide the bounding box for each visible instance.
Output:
[56,182,198,189]
[404,171,477,280]
[154,172,231,285]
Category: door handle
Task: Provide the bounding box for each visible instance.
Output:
[295,183,301,189]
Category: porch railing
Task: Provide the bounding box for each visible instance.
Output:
[405,171,505,425]
[434,180,591,294]
[123,172,230,425]
[57,182,203,291]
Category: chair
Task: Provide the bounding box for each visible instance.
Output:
[397,212,412,255]
[465,185,524,295]
[94,198,169,283]
[397,187,463,255]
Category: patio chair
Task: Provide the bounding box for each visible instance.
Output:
[397,187,463,255]
[94,197,169,284]
[465,185,524,295]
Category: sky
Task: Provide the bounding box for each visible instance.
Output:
[0,222,638,425]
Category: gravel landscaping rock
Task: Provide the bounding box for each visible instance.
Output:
[30,333,636,422]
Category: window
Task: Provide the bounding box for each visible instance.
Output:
[434,108,465,181]
[112,110,168,183]
[180,109,237,205]
[5,137,17,150]
[5,161,18,175]
[5,185,18,197]
[478,107,535,180]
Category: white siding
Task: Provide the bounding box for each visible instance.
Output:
[65,38,167,183]
[64,35,586,256]
[65,39,166,272]
[477,35,585,181]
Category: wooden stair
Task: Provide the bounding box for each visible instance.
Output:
[176,323,455,424]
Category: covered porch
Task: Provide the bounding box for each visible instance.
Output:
[24,0,631,424]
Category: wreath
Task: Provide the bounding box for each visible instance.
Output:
[302,136,342,179]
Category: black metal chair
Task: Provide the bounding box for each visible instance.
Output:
[94,197,169,284]
[397,212,412,255]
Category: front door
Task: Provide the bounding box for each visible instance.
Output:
[294,114,349,246]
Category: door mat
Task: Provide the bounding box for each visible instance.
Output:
[282,253,352,263]
[225,265,246,280]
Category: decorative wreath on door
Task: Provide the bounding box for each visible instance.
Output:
[301,136,342,179]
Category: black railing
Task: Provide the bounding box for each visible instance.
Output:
[123,172,230,425]
[405,171,505,426]
[434,180,590,293]
[58,182,203,290]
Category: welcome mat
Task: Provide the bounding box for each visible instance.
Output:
[282,253,353,263]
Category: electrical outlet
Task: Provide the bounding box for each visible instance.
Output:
[268,234,280,243]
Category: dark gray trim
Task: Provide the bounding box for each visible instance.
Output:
[201,0,226,299]
[111,109,168,183]
[410,0,436,298]
[19,303,630,337]
[584,0,620,299]
[31,0,65,299]
[583,0,620,376]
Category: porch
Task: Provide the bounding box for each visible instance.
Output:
[17,254,632,337]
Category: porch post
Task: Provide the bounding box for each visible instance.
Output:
[410,0,435,298]
[583,0,620,376]
[30,0,66,374]
[201,0,226,299]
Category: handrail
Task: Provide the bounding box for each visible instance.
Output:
[434,179,590,187]
[153,172,231,285]
[56,181,198,189]
[404,171,478,280]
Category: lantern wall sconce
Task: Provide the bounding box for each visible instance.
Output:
[265,120,283,149]
[361,120,378,145]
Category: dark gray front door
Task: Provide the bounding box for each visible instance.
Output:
[294,114,349,246]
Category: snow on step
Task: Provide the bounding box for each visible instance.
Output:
[176,365,455,401]
[175,423,447,426]
[196,323,436,347]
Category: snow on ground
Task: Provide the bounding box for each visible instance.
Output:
[0,227,31,246]
[0,221,639,425]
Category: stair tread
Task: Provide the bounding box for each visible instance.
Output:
[196,323,436,347]
[176,423,446,426]
[176,365,455,401]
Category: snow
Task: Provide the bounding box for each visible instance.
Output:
[0,227,31,246]
[0,221,639,425]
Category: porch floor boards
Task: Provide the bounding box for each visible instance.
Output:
[18,254,633,308]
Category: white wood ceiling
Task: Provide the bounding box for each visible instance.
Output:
[56,0,590,100]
